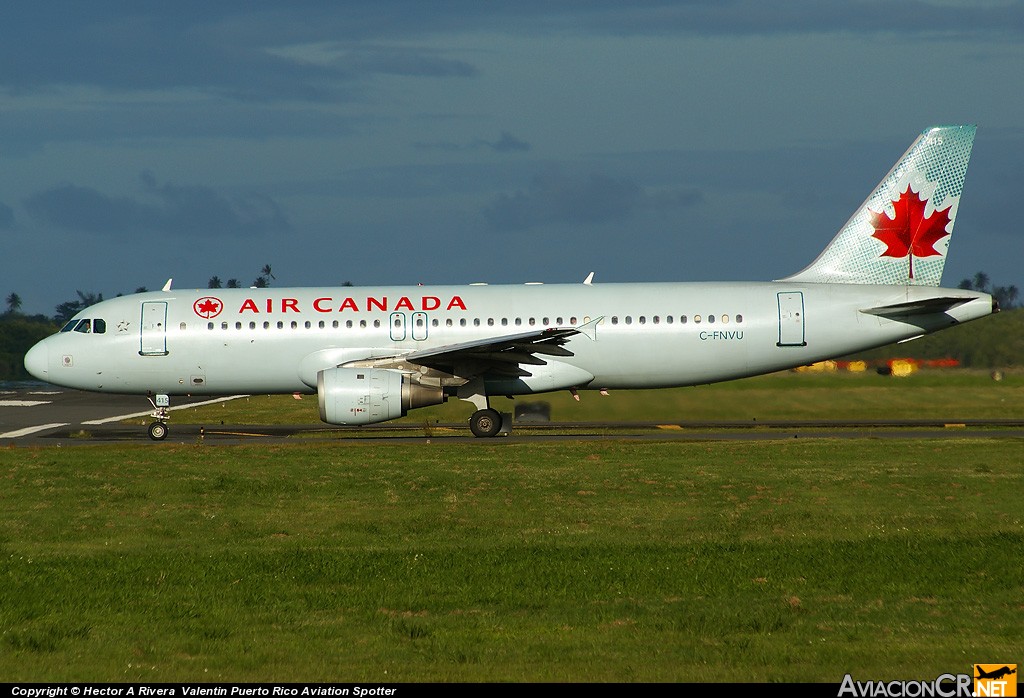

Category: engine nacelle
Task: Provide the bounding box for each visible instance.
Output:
[317,367,445,425]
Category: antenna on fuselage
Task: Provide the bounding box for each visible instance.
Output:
[162,278,173,292]
[583,272,594,285]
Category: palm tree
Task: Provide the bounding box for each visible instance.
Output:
[208,276,223,289]
[5,292,22,314]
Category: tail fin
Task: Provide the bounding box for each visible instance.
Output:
[784,125,975,286]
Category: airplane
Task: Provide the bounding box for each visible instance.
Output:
[975,666,1016,681]
[24,125,997,440]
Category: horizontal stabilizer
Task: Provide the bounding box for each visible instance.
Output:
[860,296,970,318]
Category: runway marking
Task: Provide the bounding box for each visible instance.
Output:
[0,423,69,438]
[81,395,248,425]
[0,400,51,407]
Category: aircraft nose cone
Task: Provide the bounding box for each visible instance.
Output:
[24,342,49,381]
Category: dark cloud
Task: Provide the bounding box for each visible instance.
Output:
[23,173,289,238]
[0,6,477,101]
[4,3,1018,103]
[485,132,531,153]
[483,172,702,231]
[0,201,13,229]
[415,131,531,154]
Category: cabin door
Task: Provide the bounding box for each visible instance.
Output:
[777,292,806,347]
[140,301,169,356]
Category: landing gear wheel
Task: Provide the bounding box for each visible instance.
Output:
[148,421,168,441]
[469,408,502,438]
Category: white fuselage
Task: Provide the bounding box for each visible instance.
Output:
[25,281,993,397]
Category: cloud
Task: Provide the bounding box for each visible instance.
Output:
[0,201,13,229]
[23,173,289,238]
[483,172,702,231]
[415,131,531,154]
[485,132,531,153]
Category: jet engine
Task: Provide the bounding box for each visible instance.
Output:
[317,367,445,425]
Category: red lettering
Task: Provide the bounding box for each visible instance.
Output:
[395,296,414,311]
[265,298,273,313]
[339,297,358,312]
[447,295,467,311]
[239,299,259,313]
[313,297,332,312]
[368,297,387,312]
[422,296,440,311]
[282,298,299,313]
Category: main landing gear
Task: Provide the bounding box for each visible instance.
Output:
[147,394,170,441]
[459,379,505,438]
[469,408,502,438]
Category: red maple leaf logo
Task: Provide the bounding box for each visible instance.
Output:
[869,186,952,279]
[193,297,223,319]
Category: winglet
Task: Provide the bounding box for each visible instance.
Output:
[583,272,594,285]
[162,278,173,292]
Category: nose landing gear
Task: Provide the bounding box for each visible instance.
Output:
[147,394,170,441]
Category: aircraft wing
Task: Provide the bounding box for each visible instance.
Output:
[402,327,580,377]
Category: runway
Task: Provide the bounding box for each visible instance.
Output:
[4,385,1024,446]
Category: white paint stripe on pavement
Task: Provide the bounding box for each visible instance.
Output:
[81,395,249,425]
[0,400,51,407]
[0,423,69,438]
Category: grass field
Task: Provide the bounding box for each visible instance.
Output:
[2,432,1022,682]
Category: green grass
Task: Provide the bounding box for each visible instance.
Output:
[1,439,1021,682]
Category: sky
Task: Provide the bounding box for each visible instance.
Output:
[3,1,1024,316]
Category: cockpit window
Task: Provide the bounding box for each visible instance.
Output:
[64,318,106,334]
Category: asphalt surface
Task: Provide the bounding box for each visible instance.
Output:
[4,385,1024,446]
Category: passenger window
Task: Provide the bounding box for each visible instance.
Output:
[487,318,494,326]
[666,316,673,324]
[708,315,715,324]
[611,316,618,325]
[236,322,242,330]
[625,316,632,325]
[694,315,702,324]
[529,318,536,326]
[680,315,688,324]
[721,315,729,324]
[639,316,646,325]
[208,322,215,330]
[736,314,743,323]
[501,318,508,326]
[250,322,257,330]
